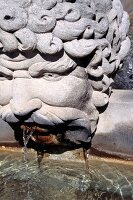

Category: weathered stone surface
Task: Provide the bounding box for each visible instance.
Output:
[0,119,15,144]
[92,90,133,160]
[0,0,130,149]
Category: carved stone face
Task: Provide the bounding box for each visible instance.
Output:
[0,0,130,146]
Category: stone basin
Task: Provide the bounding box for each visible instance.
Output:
[0,147,133,200]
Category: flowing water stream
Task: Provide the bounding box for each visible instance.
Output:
[23,128,35,200]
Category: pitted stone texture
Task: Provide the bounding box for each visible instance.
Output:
[0,0,130,147]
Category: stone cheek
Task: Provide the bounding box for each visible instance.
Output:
[0,0,130,146]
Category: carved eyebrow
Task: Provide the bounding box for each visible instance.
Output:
[28,61,76,77]
[28,54,77,77]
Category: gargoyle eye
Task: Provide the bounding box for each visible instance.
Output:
[44,73,53,77]
[43,73,62,81]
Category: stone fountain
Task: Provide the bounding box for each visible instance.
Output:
[0,0,133,199]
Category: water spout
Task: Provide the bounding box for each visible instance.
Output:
[22,126,35,200]
[83,148,90,170]
[22,127,35,162]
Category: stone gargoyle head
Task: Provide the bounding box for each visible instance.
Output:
[0,0,130,149]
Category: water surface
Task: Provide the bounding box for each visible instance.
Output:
[0,148,133,200]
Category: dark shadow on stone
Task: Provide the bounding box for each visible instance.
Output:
[112,13,133,90]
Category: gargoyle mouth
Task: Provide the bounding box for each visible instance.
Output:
[20,124,61,145]
[20,120,92,148]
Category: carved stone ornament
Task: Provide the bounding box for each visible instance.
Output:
[0,0,130,148]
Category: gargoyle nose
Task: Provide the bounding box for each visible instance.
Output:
[10,78,42,117]
[10,98,42,117]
